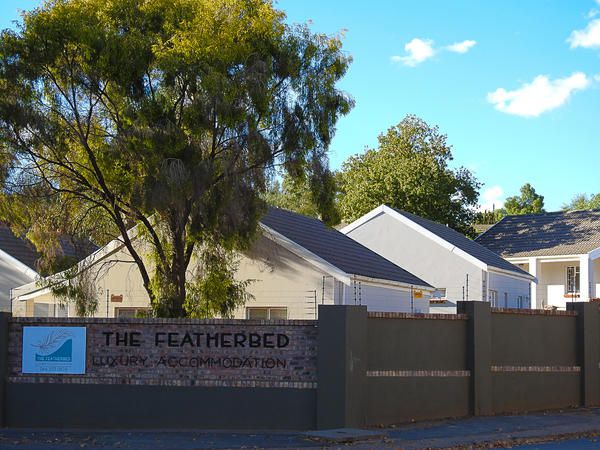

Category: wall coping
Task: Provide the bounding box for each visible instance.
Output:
[491,308,577,317]
[368,312,468,320]
[9,317,318,326]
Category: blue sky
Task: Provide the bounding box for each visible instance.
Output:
[2,1,600,211]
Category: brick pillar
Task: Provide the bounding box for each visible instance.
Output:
[567,302,600,406]
[0,312,10,427]
[316,305,367,429]
[457,301,493,416]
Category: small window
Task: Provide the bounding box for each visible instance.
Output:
[517,296,523,308]
[246,307,288,320]
[432,288,447,299]
[504,292,508,308]
[489,290,498,307]
[566,266,580,293]
[115,307,151,318]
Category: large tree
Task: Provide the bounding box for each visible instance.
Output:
[263,171,340,225]
[0,0,352,317]
[562,193,600,211]
[504,183,545,215]
[338,115,480,235]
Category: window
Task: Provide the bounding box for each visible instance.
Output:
[115,307,151,318]
[517,296,523,308]
[246,307,288,320]
[432,288,447,299]
[504,292,508,308]
[489,290,498,307]
[566,266,580,293]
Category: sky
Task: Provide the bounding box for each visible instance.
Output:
[2,1,600,211]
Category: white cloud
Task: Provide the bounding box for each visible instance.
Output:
[595,74,600,82]
[446,40,477,54]
[478,186,504,212]
[567,19,600,48]
[391,38,435,67]
[586,9,599,19]
[487,72,590,117]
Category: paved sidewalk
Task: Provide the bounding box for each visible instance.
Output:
[1,408,600,449]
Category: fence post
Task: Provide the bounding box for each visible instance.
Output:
[567,302,600,406]
[457,301,493,416]
[0,312,10,427]
[316,305,367,429]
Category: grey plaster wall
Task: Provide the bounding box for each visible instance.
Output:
[5,383,316,429]
[345,212,483,301]
[367,317,468,371]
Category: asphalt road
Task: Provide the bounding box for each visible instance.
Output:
[1,408,600,449]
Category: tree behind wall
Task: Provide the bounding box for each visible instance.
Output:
[264,172,341,226]
[562,193,600,211]
[504,183,545,215]
[0,0,352,317]
[338,115,480,236]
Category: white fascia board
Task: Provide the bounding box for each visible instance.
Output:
[506,257,530,265]
[589,247,600,260]
[529,255,586,263]
[488,267,536,283]
[340,205,386,234]
[259,223,352,285]
[0,249,38,280]
[352,274,434,292]
[14,287,52,301]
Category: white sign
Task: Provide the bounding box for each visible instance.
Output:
[22,327,87,374]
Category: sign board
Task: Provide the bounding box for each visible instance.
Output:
[22,327,87,374]
[110,294,123,303]
[414,290,423,299]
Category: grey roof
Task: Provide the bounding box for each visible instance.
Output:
[0,225,39,269]
[475,210,600,258]
[261,207,432,287]
[392,209,531,277]
[0,225,98,272]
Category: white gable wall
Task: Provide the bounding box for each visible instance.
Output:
[234,234,335,319]
[345,212,483,302]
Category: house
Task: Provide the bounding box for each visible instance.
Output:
[341,205,535,312]
[13,207,434,319]
[475,209,600,310]
[0,225,38,312]
[0,225,98,314]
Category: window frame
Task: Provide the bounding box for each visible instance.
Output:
[489,290,498,307]
[566,266,580,294]
[246,307,288,320]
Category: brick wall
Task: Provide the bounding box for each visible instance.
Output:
[8,317,317,389]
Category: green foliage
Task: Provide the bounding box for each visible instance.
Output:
[338,115,480,236]
[473,208,506,225]
[182,244,254,319]
[47,265,99,317]
[264,171,341,225]
[0,0,352,317]
[562,193,600,211]
[504,183,545,215]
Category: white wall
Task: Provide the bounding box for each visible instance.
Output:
[0,253,36,312]
[538,261,577,309]
[233,234,334,319]
[488,272,531,308]
[345,212,483,302]
[339,282,429,313]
